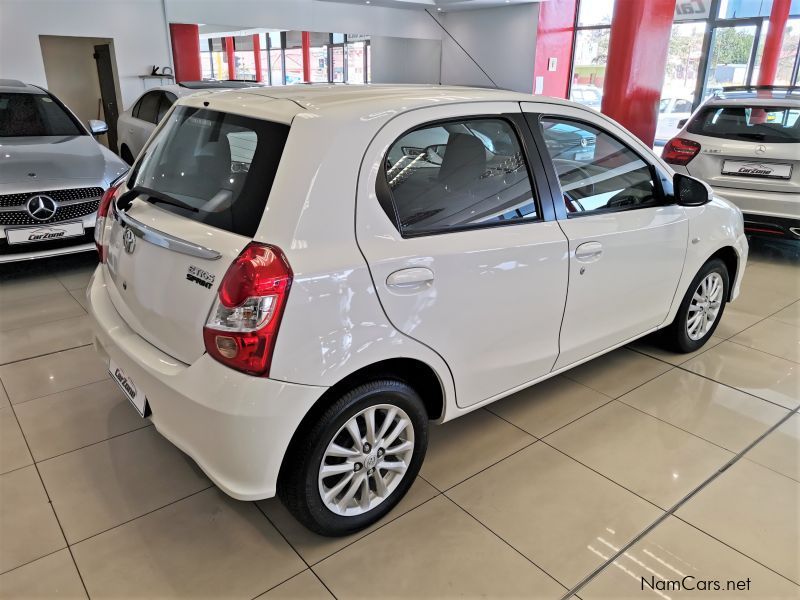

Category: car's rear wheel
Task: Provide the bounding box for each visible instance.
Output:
[278,379,428,536]
[662,258,729,353]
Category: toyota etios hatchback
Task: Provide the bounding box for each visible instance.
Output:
[88,85,748,535]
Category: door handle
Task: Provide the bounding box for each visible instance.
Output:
[575,241,603,263]
[386,267,434,290]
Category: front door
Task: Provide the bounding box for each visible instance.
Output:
[356,103,568,408]
[525,105,688,369]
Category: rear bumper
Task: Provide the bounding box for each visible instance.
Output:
[708,185,800,222]
[87,266,327,500]
[742,214,800,240]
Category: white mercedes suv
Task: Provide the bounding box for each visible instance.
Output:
[663,86,799,239]
[88,85,748,535]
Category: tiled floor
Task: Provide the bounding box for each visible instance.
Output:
[1,239,798,600]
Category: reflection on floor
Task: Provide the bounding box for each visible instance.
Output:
[1,238,798,599]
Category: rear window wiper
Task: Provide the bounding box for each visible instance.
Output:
[733,132,766,141]
[117,185,199,213]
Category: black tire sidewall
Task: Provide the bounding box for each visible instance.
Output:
[673,258,729,353]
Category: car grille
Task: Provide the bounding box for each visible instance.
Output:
[0,187,103,226]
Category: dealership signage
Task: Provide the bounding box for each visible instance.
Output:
[675,0,712,21]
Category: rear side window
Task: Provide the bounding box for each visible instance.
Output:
[688,105,800,143]
[129,106,289,237]
[382,118,538,236]
[134,92,161,124]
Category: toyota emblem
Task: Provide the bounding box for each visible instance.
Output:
[25,195,57,221]
[755,144,767,155]
[122,228,136,254]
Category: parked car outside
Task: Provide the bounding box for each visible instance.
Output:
[569,84,603,110]
[89,85,747,536]
[0,79,128,263]
[663,86,800,239]
[655,95,694,144]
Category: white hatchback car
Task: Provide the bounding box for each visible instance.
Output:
[89,85,748,535]
[663,86,799,239]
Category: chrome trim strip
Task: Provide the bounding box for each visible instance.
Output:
[0,196,101,213]
[116,210,222,260]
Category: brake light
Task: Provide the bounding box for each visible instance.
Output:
[94,180,123,263]
[203,243,293,376]
[662,137,701,166]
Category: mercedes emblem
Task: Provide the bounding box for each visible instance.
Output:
[755,144,767,155]
[25,195,57,221]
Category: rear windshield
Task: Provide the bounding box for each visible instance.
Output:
[688,105,800,143]
[0,93,84,137]
[129,106,289,237]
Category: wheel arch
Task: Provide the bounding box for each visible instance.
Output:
[707,245,738,301]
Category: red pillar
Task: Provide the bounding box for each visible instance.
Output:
[168,23,201,83]
[534,0,579,97]
[600,0,677,146]
[757,0,791,85]
[225,37,236,80]
[253,34,263,82]
[301,31,311,83]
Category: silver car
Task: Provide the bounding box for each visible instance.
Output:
[663,86,799,240]
[0,79,128,262]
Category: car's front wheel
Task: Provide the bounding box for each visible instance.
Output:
[278,379,428,536]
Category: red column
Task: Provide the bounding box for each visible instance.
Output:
[168,23,201,83]
[253,34,263,82]
[302,31,311,83]
[225,37,236,80]
[757,0,791,85]
[600,0,677,146]
[534,0,579,97]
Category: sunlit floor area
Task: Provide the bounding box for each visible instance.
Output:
[1,239,798,599]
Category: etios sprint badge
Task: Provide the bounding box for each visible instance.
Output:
[187,265,215,289]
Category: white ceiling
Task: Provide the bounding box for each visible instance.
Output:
[317,0,543,12]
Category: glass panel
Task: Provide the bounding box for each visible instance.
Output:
[540,118,659,214]
[284,48,303,84]
[776,18,800,84]
[702,25,757,99]
[366,43,371,82]
[384,119,537,235]
[346,41,366,83]
[234,51,257,80]
[200,51,215,79]
[331,46,345,83]
[269,49,285,85]
[718,0,771,19]
[310,45,329,82]
[687,105,800,142]
[577,0,615,26]
[657,21,706,141]
[571,28,610,108]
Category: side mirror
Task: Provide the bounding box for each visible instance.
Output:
[88,119,108,135]
[674,173,710,207]
[677,118,689,129]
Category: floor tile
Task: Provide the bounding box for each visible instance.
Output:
[488,375,610,438]
[0,408,32,475]
[732,270,799,318]
[68,288,90,312]
[677,459,800,584]
[420,408,534,490]
[71,488,305,599]
[14,380,148,462]
[38,427,209,543]
[580,516,800,599]
[257,570,333,600]
[0,315,93,365]
[259,477,438,565]
[448,443,662,589]
[0,274,65,304]
[563,348,672,399]
[619,369,788,453]
[0,383,7,409]
[0,346,108,405]
[0,549,86,599]
[629,335,723,366]
[55,265,95,292]
[0,292,84,333]
[547,401,733,509]
[0,466,65,573]
[713,306,765,339]
[745,414,799,482]
[773,301,800,327]
[314,495,566,599]
[731,318,800,363]
[682,341,800,410]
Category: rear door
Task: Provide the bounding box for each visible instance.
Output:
[356,103,568,408]
[128,91,161,155]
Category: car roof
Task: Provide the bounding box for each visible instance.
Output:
[704,86,800,107]
[0,80,45,95]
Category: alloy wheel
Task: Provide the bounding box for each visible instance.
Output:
[686,272,723,341]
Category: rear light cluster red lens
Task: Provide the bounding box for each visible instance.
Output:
[662,137,701,166]
[203,243,293,376]
[94,181,124,263]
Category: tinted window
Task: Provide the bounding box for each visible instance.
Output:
[688,105,800,143]
[383,118,538,235]
[156,92,176,123]
[129,106,289,237]
[540,117,659,214]
[0,93,83,137]
[135,92,161,124]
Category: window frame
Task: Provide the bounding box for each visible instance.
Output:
[530,113,671,220]
[376,113,552,239]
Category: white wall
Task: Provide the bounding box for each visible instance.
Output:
[371,36,442,85]
[438,3,539,93]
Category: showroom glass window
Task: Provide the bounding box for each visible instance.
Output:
[570,0,614,110]
[383,118,538,236]
[540,117,659,214]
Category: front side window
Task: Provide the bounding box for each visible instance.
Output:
[0,93,83,137]
[383,118,538,236]
[540,117,659,214]
[688,105,800,143]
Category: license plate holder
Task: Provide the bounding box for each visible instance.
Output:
[109,360,149,418]
[722,160,793,179]
[6,221,85,245]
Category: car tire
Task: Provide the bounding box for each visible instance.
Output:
[662,258,729,353]
[120,145,134,166]
[278,379,428,537]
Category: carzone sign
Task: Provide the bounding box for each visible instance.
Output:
[675,0,712,20]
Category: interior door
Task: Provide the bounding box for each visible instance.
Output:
[356,103,568,408]
[524,105,688,369]
[93,44,119,151]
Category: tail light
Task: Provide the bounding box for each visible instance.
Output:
[94,179,124,263]
[662,138,701,166]
[203,243,293,376]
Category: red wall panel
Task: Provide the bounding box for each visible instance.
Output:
[534,0,579,97]
[169,23,201,83]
